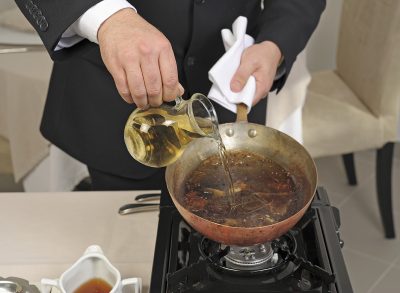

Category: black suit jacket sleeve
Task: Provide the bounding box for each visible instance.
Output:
[256,0,326,91]
[14,0,102,58]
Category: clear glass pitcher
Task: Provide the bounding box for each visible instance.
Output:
[124,93,218,167]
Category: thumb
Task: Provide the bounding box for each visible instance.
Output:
[230,61,255,93]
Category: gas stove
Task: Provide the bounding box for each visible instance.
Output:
[150,187,353,292]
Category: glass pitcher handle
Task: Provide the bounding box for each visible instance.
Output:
[175,96,184,106]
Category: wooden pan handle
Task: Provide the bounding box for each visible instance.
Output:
[236,103,248,122]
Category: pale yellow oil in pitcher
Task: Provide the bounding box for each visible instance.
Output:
[124,93,218,167]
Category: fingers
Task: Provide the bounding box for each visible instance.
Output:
[112,67,134,104]
[252,71,272,105]
[98,10,183,108]
[178,83,185,96]
[125,62,148,108]
[141,53,163,107]
[159,46,181,102]
[120,43,182,108]
[121,53,182,108]
[230,43,281,106]
[230,55,258,93]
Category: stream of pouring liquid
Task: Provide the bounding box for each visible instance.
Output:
[211,124,236,204]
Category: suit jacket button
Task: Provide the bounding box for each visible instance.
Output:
[31,7,39,18]
[25,0,34,10]
[39,18,48,32]
[36,16,44,25]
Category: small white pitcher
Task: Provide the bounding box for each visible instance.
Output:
[41,245,141,293]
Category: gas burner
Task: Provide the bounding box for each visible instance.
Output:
[151,188,353,292]
[199,233,297,274]
[222,242,276,270]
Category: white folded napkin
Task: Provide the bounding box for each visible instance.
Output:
[208,16,255,113]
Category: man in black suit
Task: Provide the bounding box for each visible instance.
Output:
[15,0,325,191]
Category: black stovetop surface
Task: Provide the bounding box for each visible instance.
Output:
[150,187,353,293]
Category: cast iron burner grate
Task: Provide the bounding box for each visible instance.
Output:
[167,209,335,292]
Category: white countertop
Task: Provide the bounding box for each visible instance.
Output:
[0,190,160,293]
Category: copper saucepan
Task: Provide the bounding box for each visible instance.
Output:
[165,104,317,246]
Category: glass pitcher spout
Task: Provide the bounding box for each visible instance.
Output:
[124,93,219,168]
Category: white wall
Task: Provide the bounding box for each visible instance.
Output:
[306,0,343,72]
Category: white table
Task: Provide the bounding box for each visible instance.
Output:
[0,190,160,293]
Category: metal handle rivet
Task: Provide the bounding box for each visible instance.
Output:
[226,128,234,137]
[248,129,257,138]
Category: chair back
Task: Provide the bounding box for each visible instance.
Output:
[337,0,400,127]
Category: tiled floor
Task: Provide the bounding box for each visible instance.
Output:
[1,135,400,292]
[315,145,400,293]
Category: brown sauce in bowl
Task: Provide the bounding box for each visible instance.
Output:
[177,151,309,227]
[73,278,112,293]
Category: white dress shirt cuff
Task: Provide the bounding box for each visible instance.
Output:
[55,0,136,51]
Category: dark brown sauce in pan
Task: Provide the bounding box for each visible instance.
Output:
[177,151,309,227]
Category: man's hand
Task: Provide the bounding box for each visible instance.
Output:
[98,8,184,108]
[230,41,282,105]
